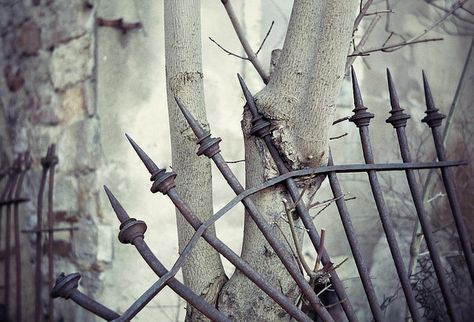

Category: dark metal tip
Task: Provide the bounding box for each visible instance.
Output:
[103,185,130,224]
[125,134,161,175]
[386,69,401,111]
[351,66,364,108]
[422,70,435,111]
[237,73,259,118]
[174,96,206,139]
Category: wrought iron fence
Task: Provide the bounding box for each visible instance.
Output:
[45,69,472,322]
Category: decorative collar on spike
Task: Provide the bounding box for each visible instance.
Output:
[385,69,410,128]
[51,272,81,299]
[175,97,222,158]
[125,134,177,194]
[349,67,374,128]
[421,71,445,128]
[237,74,271,138]
[41,145,58,168]
[118,218,147,245]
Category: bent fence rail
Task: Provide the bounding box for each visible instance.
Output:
[48,69,472,322]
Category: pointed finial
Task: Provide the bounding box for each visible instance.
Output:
[174,97,222,158]
[125,134,161,177]
[387,69,401,111]
[237,73,260,119]
[385,69,410,128]
[422,70,436,112]
[421,71,445,128]
[349,67,374,128]
[103,185,130,224]
[174,97,206,139]
[237,74,271,137]
[351,66,364,109]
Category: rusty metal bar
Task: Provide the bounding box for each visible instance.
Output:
[5,156,21,320]
[103,186,231,322]
[13,152,31,322]
[51,273,120,321]
[327,151,384,322]
[422,72,474,284]
[386,69,460,321]
[36,146,53,322]
[237,74,357,322]
[126,135,319,322]
[0,198,30,206]
[46,145,58,322]
[349,68,421,321]
[175,97,337,321]
[0,166,15,246]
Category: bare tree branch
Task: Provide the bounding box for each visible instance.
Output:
[256,21,275,56]
[221,0,270,83]
[347,37,444,57]
[209,37,249,60]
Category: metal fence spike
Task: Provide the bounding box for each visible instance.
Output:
[421,72,445,128]
[125,134,161,177]
[104,185,130,224]
[51,273,120,320]
[386,69,410,128]
[176,99,222,158]
[237,74,271,137]
[175,97,206,139]
[349,68,374,128]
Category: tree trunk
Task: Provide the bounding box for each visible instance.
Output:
[164,1,227,321]
[218,1,357,321]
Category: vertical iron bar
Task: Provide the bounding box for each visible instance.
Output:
[327,151,384,322]
[175,97,339,321]
[36,146,52,322]
[349,68,421,322]
[422,72,474,283]
[0,166,15,252]
[126,135,321,322]
[51,273,120,321]
[46,145,57,322]
[5,156,21,320]
[386,69,459,321]
[237,74,357,322]
[13,152,30,322]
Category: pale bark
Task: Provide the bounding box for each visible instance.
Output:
[218,1,357,320]
[164,1,226,321]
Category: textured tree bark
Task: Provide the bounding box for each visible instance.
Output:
[164,1,227,321]
[218,1,357,321]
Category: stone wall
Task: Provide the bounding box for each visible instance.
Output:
[0,1,106,321]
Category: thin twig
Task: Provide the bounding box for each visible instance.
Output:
[274,222,305,275]
[384,0,468,52]
[221,0,270,83]
[283,199,314,277]
[347,37,443,57]
[314,229,326,271]
[256,21,274,56]
[365,10,393,16]
[209,37,248,60]
[332,116,350,125]
[346,14,381,72]
[353,0,375,33]
[224,159,246,164]
[330,133,348,141]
